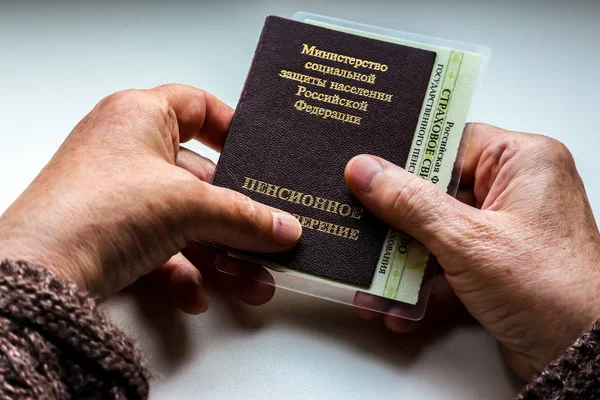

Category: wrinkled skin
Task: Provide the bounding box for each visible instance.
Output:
[345,124,600,380]
[1,85,598,382]
[0,85,298,313]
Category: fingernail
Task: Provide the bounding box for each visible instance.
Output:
[272,211,302,245]
[349,156,383,193]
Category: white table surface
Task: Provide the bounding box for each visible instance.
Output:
[1,1,598,399]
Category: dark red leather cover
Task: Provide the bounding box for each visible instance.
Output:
[212,16,435,287]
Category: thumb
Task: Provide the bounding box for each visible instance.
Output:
[345,155,478,258]
[180,179,303,253]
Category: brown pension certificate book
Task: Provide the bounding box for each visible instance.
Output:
[212,16,435,287]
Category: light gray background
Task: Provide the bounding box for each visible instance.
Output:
[1,1,598,399]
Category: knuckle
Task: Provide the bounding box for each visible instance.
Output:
[228,193,265,236]
[474,123,509,138]
[391,182,424,217]
[391,180,441,226]
[535,135,574,166]
[95,89,178,154]
[99,89,168,120]
[101,89,147,110]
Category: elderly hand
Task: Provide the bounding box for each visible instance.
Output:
[345,123,600,381]
[0,85,301,312]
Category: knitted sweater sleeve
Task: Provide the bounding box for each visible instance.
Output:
[0,260,149,399]
[1,259,599,399]
[517,321,600,399]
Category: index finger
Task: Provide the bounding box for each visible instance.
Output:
[150,84,234,151]
[460,123,504,186]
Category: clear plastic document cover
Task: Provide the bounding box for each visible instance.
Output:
[215,12,490,320]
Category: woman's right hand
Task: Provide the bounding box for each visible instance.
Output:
[345,123,600,381]
[0,85,300,312]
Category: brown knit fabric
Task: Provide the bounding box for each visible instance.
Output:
[0,260,149,399]
[518,321,600,399]
[1,259,600,399]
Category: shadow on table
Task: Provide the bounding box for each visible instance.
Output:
[122,281,194,373]
[124,277,480,370]
[209,288,521,397]
[214,288,471,365]
[115,281,521,399]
